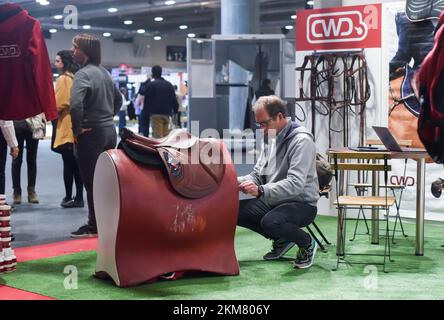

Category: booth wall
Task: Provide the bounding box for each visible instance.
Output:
[44,30,187,69]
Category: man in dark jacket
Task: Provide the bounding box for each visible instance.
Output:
[139,65,178,138]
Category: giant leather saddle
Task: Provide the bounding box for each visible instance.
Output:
[94,129,239,287]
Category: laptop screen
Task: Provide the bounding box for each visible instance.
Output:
[372,126,403,152]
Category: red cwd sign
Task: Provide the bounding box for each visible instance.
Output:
[296,4,382,51]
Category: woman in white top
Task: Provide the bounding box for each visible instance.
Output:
[0,120,19,195]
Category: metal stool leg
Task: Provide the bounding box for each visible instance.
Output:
[312,221,331,245]
[351,187,370,241]
[307,226,326,252]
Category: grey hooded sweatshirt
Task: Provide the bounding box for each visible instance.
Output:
[238,120,320,207]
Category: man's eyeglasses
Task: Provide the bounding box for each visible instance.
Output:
[256,118,274,128]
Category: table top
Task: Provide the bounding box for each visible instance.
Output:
[328,147,429,160]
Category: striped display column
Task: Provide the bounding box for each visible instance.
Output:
[0,201,16,274]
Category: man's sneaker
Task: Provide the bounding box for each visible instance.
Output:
[294,237,317,269]
[263,239,295,260]
[70,224,98,238]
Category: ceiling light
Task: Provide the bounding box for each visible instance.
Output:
[124,20,133,25]
[187,33,196,38]
[154,17,164,22]
[154,36,162,40]
[83,25,91,30]
[37,0,50,6]
[285,25,294,30]
[307,0,314,5]
[137,29,146,34]
[108,8,118,13]
[53,73,59,77]
[179,25,188,30]
[103,32,111,37]
[49,28,57,33]
[165,0,176,5]
[291,15,297,20]
[54,15,63,20]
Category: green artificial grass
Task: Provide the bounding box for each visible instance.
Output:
[2,215,444,300]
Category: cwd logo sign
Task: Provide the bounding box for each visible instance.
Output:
[297,4,381,51]
[307,11,368,44]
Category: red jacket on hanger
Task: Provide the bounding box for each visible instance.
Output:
[0,3,57,121]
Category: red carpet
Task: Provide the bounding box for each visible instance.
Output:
[15,238,98,262]
[1,238,98,300]
[0,285,54,300]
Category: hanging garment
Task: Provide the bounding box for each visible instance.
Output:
[0,4,57,121]
[415,12,444,163]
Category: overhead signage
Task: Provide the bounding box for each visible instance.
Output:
[296,4,382,51]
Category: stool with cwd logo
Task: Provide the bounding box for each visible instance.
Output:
[0,195,16,274]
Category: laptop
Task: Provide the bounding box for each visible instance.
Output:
[349,126,425,152]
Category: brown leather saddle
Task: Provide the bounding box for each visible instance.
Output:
[118,128,226,199]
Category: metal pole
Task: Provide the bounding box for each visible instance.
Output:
[416,158,426,256]
[371,158,380,244]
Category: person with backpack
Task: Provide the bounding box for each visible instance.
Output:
[237,96,320,269]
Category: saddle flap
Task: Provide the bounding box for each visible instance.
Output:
[158,140,225,199]
[157,129,199,149]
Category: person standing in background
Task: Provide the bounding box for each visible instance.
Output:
[137,76,151,137]
[173,85,185,128]
[11,118,40,204]
[70,34,122,238]
[118,87,130,136]
[139,66,178,138]
[54,50,84,209]
[0,121,19,195]
[255,79,275,100]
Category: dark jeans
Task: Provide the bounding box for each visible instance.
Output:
[118,110,126,130]
[75,126,116,228]
[12,129,39,193]
[0,132,7,194]
[238,199,317,248]
[60,144,83,201]
[139,111,150,137]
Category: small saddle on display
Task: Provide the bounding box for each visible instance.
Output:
[406,0,444,22]
[118,128,225,199]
